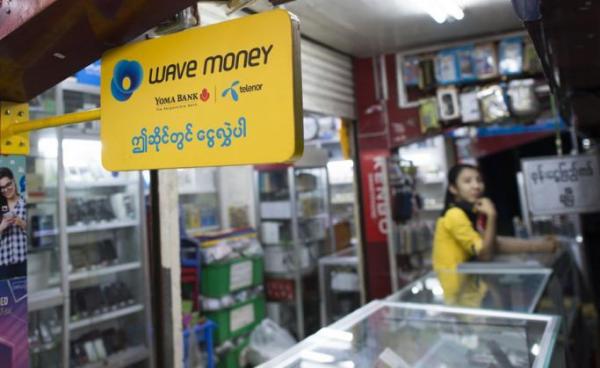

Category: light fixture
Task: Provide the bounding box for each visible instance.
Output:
[531,343,540,356]
[422,0,465,24]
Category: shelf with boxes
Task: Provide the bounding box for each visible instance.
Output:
[178,168,221,237]
[29,305,64,368]
[189,229,266,368]
[25,81,152,368]
[255,156,334,340]
[397,33,553,135]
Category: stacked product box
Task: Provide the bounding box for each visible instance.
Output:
[199,229,266,368]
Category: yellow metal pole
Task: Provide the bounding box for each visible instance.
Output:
[3,108,101,136]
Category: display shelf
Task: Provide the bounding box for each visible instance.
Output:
[33,229,59,238]
[69,262,141,282]
[256,155,333,340]
[67,220,139,234]
[27,197,58,205]
[331,199,354,205]
[187,225,220,236]
[31,342,60,355]
[179,188,218,195]
[60,79,100,95]
[419,205,444,212]
[300,237,326,244]
[28,245,58,254]
[77,345,149,368]
[265,265,317,280]
[65,179,139,189]
[34,219,139,237]
[28,82,151,368]
[69,304,144,331]
[29,287,64,312]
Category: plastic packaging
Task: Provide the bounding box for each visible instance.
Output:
[437,86,460,121]
[507,79,540,117]
[473,43,499,79]
[419,98,440,132]
[247,319,297,365]
[499,37,524,75]
[435,50,460,84]
[478,85,509,123]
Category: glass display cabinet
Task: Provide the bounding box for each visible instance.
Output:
[27,80,152,368]
[28,115,64,367]
[388,268,552,313]
[177,168,220,237]
[256,151,333,340]
[318,247,363,326]
[258,301,562,368]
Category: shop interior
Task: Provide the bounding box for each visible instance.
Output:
[1,0,599,367]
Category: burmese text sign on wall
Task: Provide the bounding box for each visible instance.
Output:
[100,10,302,171]
[522,154,600,215]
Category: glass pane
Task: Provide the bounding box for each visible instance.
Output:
[28,130,61,292]
[272,303,557,368]
[29,306,63,368]
[61,86,150,366]
[390,270,550,313]
[178,168,220,236]
[295,167,330,257]
[27,89,63,367]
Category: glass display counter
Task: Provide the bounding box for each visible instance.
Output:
[458,239,581,337]
[388,268,552,313]
[258,301,561,368]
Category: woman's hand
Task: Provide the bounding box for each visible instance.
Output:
[12,217,26,230]
[475,197,497,218]
[533,235,559,253]
[0,217,13,232]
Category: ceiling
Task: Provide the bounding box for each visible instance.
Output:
[278,0,524,57]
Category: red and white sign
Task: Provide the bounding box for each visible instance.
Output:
[360,150,390,243]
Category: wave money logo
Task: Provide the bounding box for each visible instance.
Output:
[221,80,240,102]
[111,60,144,102]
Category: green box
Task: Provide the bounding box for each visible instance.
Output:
[218,336,250,368]
[206,296,265,345]
[201,257,264,298]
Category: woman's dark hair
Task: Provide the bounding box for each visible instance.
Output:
[0,167,14,181]
[442,163,481,215]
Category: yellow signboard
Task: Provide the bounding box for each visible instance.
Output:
[100,10,302,171]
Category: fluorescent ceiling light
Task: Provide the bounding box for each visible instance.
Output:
[422,0,464,24]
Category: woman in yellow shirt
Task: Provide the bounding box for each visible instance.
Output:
[433,164,556,270]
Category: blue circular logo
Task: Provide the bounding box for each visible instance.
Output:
[111,60,143,102]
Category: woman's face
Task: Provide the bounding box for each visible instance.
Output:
[0,177,16,200]
[450,168,484,204]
